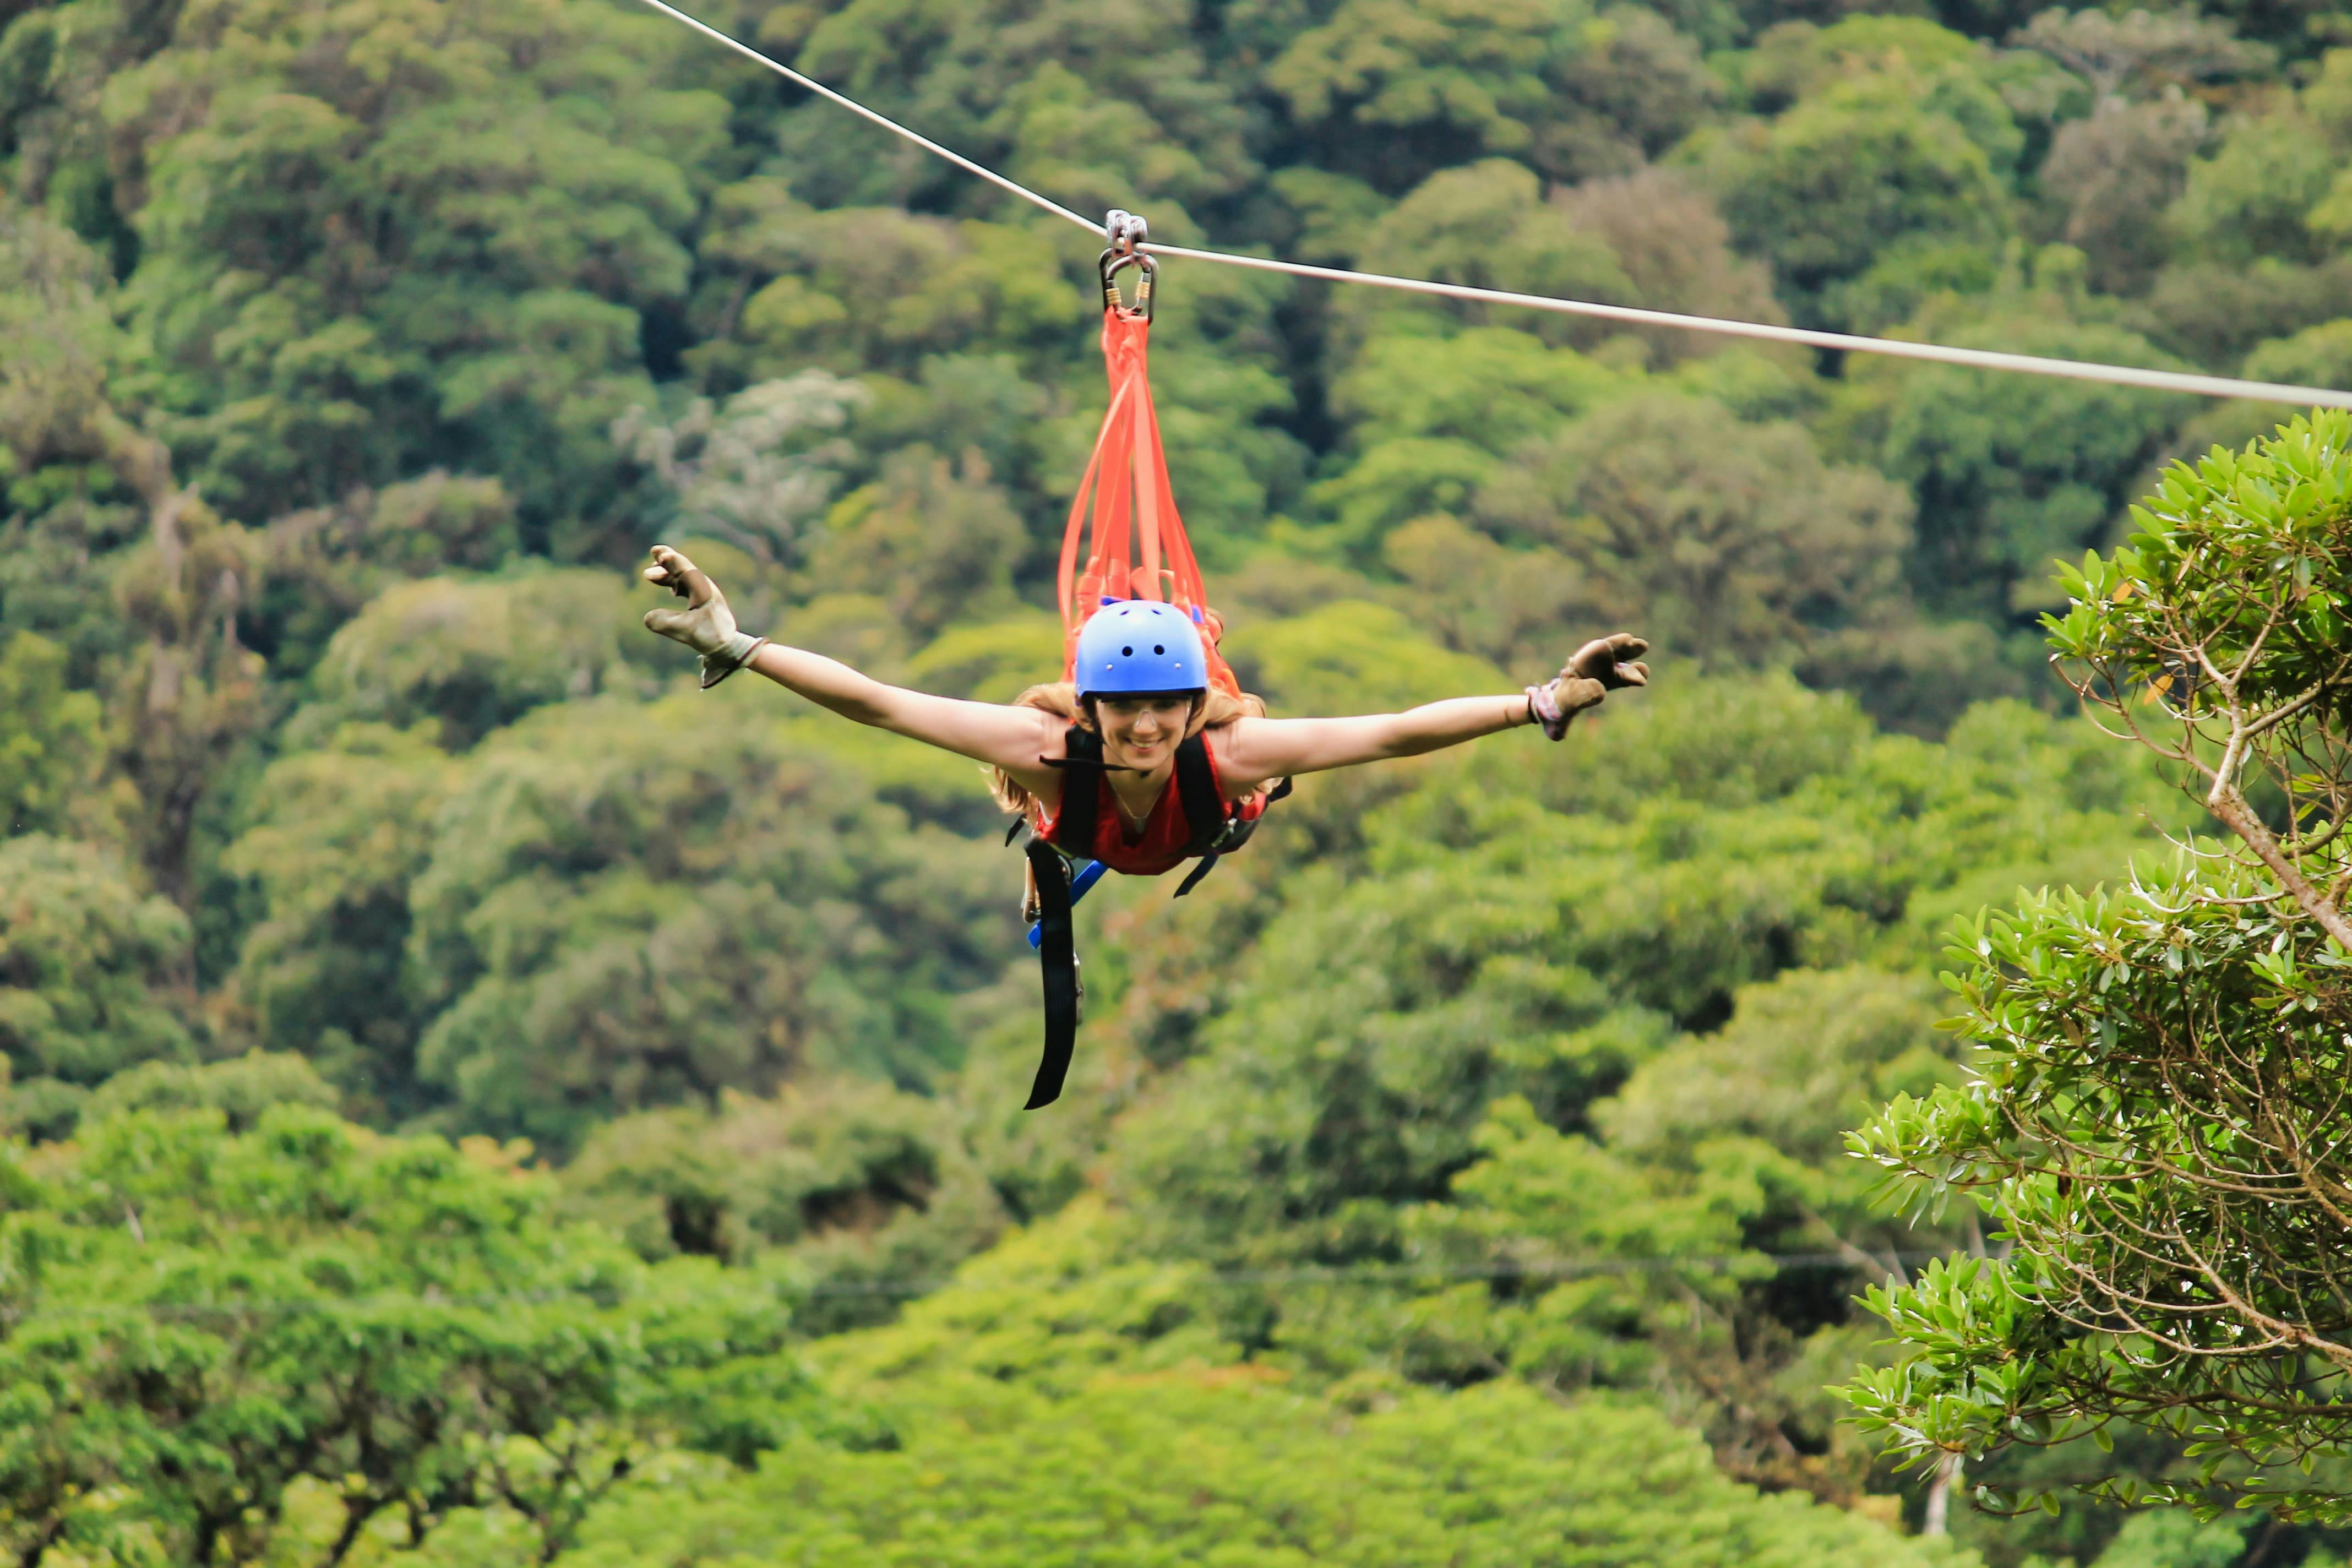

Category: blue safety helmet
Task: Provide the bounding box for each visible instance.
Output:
[1072,599,1207,698]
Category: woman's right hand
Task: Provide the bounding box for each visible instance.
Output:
[642,545,767,687]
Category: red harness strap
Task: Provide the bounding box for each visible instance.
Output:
[1016,239,1284,1110]
[1057,291,1242,699]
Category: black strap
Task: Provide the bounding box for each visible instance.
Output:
[1171,850,1222,899]
[1172,734,1228,858]
[1167,758,1293,898]
[1043,725,1105,856]
[1023,837,1080,1109]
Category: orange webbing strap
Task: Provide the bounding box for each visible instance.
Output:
[1057,306,1240,698]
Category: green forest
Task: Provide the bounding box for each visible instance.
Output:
[6,0,2352,1560]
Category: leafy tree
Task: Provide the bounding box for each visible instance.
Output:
[0,202,266,905]
[1376,514,1593,677]
[564,1257,1969,1568]
[1550,165,1791,360]
[1702,19,2023,330]
[1836,298,2189,628]
[1338,158,1630,352]
[290,569,659,752]
[0,204,130,498]
[1314,321,1621,547]
[0,205,151,679]
[0,0,166,274]
[101,0,732,526]
[685,194,1074,390]
[806,447,1027,639]
[220,722,458,1117]
[780,0,1259,218]
[0,833,192,1104]
[1329,156,1788,383]
[2010,8,2269,107]
[80,1046,337,1128]
[1476,390,1915,671]
[106,467,267,907]
[2165,108,2343,269]
[1226,598,1512,712]
[1843,413,2352,1523]
[613,370,868,573]
[0,1101,822,1566]
[1103,676,2166,1275]
[402,692,1014,1150]
[562,1076,1014,1332]
[2038,99,2210,295]
[2134,254,2352,373]
[247,470,521,680]
[0,630,110,836]
[2177,318,2352,457]
[1388,1078,1932,1498]
[682,186,1304,552]
[1267,0,1712,192]
[896,611,1065,703]
[1603,965,1956,1200]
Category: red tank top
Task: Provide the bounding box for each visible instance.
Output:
[1038,733,1265,875]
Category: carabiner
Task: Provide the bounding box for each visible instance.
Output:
[1099,249,1155,320]
[1098,208,1155,320]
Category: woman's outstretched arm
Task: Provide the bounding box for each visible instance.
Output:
[738,641,1059,771]
[1213,635,1649,792]
[643,545,1059,779]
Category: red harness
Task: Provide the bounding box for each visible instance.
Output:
[1017,238,1290,1110]
[1057,266,1242,700]
[1038,729,1267,876]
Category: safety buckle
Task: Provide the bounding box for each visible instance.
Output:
[1098,208,1155,321]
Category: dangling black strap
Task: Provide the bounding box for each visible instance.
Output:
[1166,739,1294,898]
[1171,850,1221,899]
[1023,837,1080,1109]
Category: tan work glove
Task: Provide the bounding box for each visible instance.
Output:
[642,545,769,689]
[1528,633,1649,740]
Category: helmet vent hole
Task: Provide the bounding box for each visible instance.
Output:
[1153,645,1164,654]
[1121,646,1134,656]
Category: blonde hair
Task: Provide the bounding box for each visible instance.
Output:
[990,681,1267,821]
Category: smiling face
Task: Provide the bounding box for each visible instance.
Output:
[1091,693,1200,771]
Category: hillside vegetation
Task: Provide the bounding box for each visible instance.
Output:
[3,0,2349,1561]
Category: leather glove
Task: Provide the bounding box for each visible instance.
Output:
[641,545,769,689]
[1527,633,1649,741]
[1567,633,1650,691]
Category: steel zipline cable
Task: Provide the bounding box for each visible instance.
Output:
[630,0,2352,411]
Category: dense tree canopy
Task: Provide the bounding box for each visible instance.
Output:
[5,0,2350,1559]
[0,1088,827,1566]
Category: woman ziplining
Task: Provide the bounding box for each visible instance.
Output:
[640,219,1652,1108]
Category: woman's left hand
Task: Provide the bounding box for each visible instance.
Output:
[1566,633,1650,689]
[1528,633,1649,741]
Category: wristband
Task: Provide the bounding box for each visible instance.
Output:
[700,633,770,690]
[1525,683,1570,742]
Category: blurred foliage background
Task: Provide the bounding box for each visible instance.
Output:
[3,0,2349,1560]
